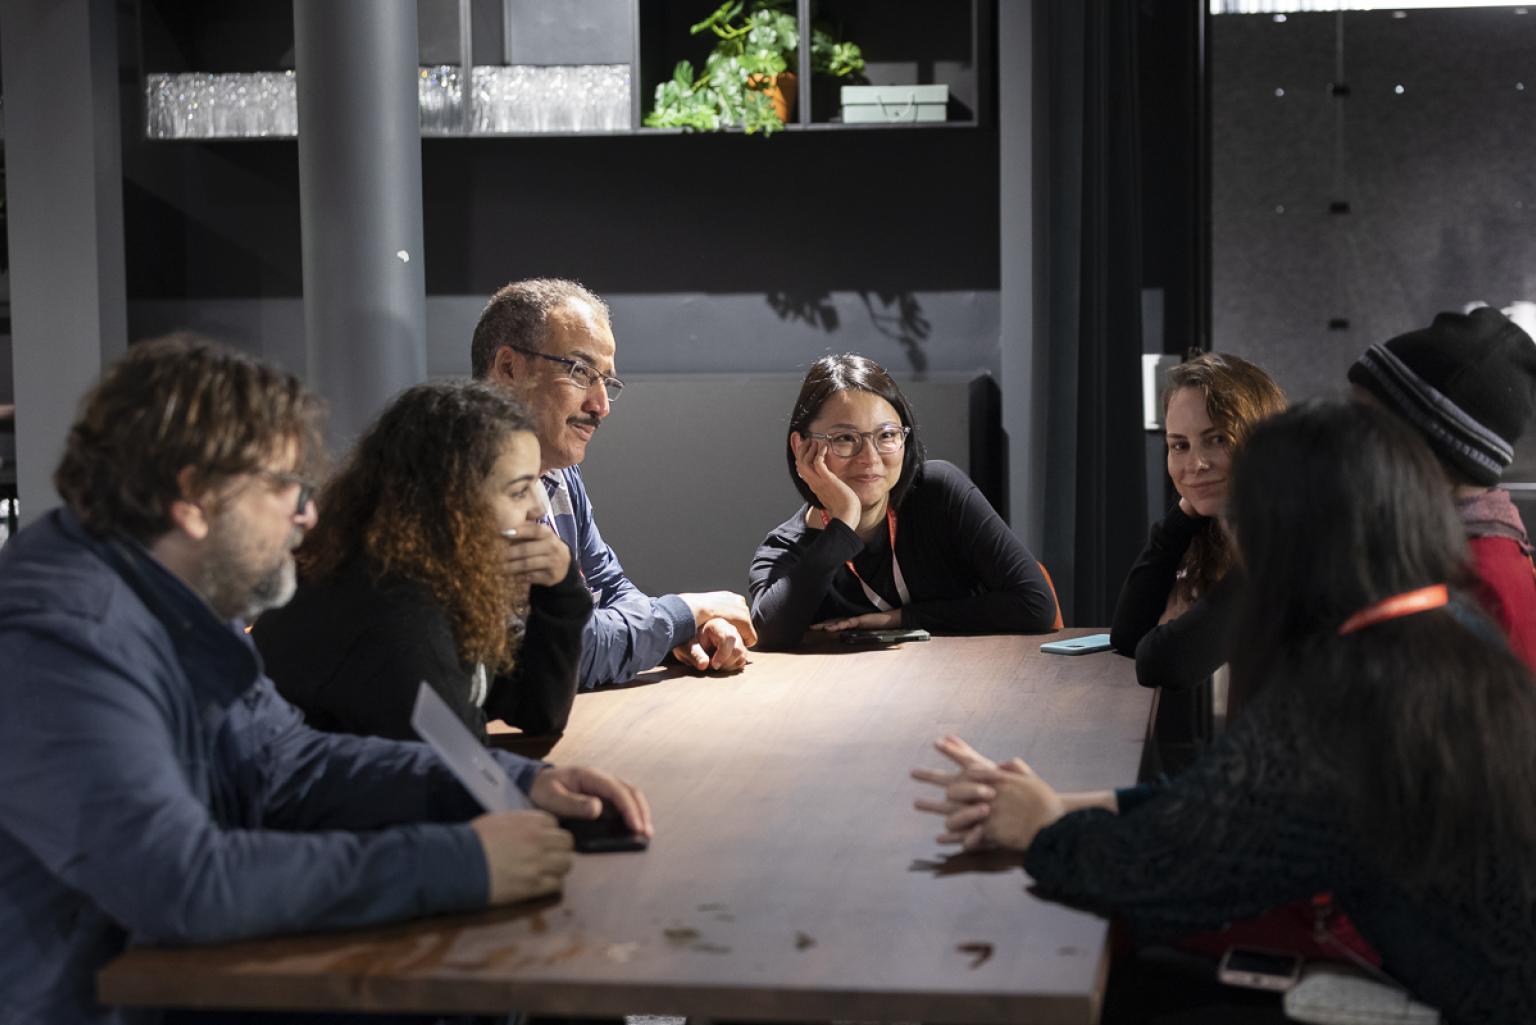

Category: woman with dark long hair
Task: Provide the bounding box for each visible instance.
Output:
[915,399,1536,1023]
[749,354,1057,649]
[253,380,591,741]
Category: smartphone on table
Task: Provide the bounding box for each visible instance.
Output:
[1039,632,1113,655]
[841,628,931,645]
[559,802,649,854]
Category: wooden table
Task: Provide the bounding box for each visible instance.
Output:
[100,632,1151,1023]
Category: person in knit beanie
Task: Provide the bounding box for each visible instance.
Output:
[1348,307,1536,669]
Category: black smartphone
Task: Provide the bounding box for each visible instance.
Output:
[841,628,931,644]
[558,801,649,854]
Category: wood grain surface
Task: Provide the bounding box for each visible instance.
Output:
[99,631,1150,1023]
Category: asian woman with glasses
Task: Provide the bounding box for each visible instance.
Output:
[749,354,1058,649]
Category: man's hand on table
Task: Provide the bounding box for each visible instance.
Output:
[470,810,574,905]
[531,765,654,837]
[675,591,757,671]
[673,617,749,671]
[911,735,1066,852]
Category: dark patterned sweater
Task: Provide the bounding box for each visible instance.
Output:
[1024,688,1536,1025]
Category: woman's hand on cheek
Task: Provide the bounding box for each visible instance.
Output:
[501,524,572,587]
[791,434,861,529]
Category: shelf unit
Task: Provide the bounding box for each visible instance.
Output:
[135,0,992,140]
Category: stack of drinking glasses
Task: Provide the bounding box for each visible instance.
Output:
[145,71,297,139]
[470,65,631,134]
[145,64,631,139]
[418,65,464,135]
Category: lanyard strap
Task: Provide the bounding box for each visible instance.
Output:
[819,507,911,610]
[1337,584,1449,636]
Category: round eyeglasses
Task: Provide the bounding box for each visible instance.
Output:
[803,425,911,459]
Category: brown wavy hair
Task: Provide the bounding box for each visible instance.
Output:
[55,333,325,543]
[1164,352,1287,604]
[298,380,535,673]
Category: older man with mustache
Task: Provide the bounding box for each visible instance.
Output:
[472,278,756,688]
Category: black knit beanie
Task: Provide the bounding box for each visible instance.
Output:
[1347,307,1536,485]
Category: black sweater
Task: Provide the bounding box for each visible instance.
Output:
[1025,686,1536,1025]
[252,555,591,741]
[749,460,1057,649]
[1109,502,1240,690]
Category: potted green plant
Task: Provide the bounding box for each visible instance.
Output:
[644,0,864,135]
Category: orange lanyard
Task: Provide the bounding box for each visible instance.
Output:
[1337,584,1449,636]
[819,507,910,610]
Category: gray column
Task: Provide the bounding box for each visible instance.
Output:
[294,0,427,450]
[998,2,1046,554]
[0,0,127,525]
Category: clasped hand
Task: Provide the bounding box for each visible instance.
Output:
[673,591,757,672]
[911,735,1065,852]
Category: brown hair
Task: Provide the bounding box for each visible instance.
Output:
[54,333,325,543]
[297,380,534,672]
[1163,352,1287,603]
[470,278,610,378]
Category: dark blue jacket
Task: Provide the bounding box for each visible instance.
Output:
[0,510,543,1024]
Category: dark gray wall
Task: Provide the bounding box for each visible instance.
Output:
[123,130,1003,378]
[1212,8,1536,403]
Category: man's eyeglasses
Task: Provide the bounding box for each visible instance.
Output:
[254,469,314,515]
[509,345,625,402]
[804,425,911,459]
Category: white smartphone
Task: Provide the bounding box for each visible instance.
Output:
[411,682,528,813]
[1039,632,1113,656]
[1217,947,1303,992]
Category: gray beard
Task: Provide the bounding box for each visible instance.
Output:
[202,540,299,622]
[238,555,298,621]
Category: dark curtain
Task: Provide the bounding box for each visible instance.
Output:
[1038,0,1149,626]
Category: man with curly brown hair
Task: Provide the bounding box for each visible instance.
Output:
[0,335,652,1025]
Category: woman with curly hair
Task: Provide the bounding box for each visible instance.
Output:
[253,380,591,741]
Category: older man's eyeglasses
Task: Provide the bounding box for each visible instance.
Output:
[804,425,911,459]
[508,345,625,402]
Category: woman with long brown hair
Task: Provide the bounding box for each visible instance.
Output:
[1110,353,1285,757]
[253,379,590,741]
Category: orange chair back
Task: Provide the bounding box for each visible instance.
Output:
[1038,562,1066,630]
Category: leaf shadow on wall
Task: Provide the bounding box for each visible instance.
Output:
[765,289,932,372]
